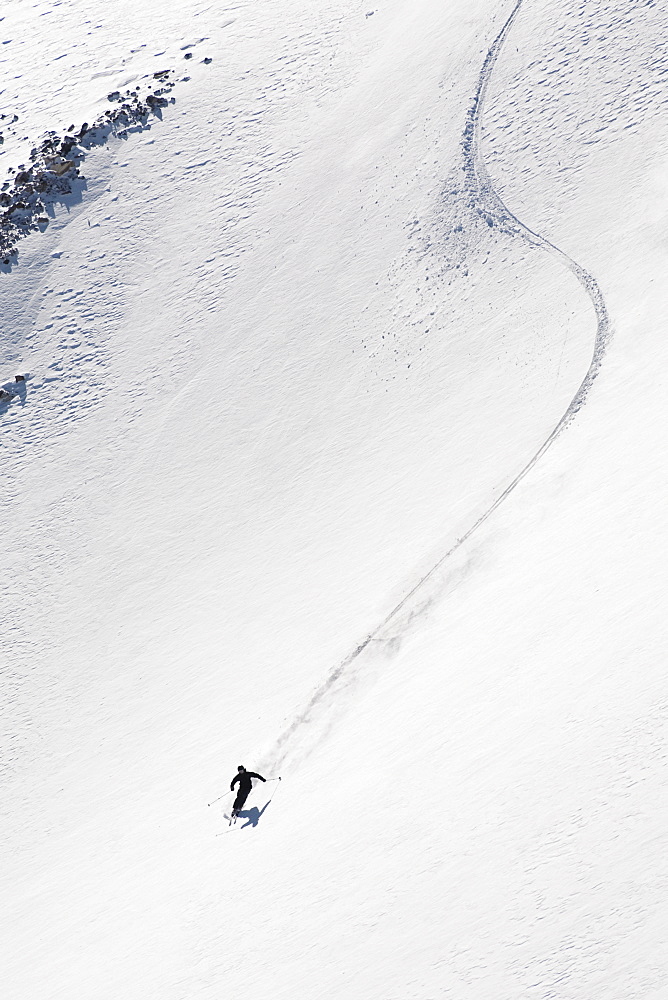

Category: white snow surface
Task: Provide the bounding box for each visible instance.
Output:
[2,0,668,996]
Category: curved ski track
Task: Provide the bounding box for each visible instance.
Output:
[270,0,611,771]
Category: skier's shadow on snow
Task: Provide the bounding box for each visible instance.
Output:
[236,801,271,829]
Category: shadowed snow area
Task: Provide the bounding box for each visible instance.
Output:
[2,0,668,997]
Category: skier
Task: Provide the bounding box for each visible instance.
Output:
[230,765,266,816]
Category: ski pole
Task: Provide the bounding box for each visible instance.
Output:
[207,790,232,807]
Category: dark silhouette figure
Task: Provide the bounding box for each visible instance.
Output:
[230,765,265,815]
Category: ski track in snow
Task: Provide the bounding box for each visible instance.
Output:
[270,0,611,772]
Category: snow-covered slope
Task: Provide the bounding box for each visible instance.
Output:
[3,0,668,997]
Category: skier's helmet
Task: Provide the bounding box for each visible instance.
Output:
[237,765,246,772]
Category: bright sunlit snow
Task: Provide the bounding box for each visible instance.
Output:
[2,0,668,997]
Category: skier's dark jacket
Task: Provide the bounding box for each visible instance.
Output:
[230,770,265,795]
